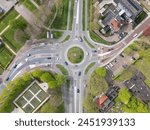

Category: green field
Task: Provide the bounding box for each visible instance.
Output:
[67,47,84,64]
[0,9,18,32]
[23,0,37,12]
[69,0,74,30]
[0,46,14,69]
[51,0,69,30]
[85,62,95,74]
[1,17,29,52]
[89,31,110,45]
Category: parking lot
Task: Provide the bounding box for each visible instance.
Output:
[14,81,50,113]
[105,52,139,77]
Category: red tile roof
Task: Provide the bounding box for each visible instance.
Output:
[96,95,108,107]
[111,18,120,31]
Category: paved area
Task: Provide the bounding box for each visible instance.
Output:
[0,0,17,12]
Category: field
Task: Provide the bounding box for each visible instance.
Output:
[1,17,29,52]
[14,82,49,113]
[51,0,69,30]
[0,9,18,32]
[0,45,14,69]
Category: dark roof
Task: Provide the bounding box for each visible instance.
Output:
[102,11,115,26]
[114,0,143,20]
[124,72,150,104]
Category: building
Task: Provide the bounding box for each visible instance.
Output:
[114,0,143,20]
[124,72,150,104]
[99,0,143,34]
[95,87,118,112]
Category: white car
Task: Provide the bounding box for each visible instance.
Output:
[133,33,138,38]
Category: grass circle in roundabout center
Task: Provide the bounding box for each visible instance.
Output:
[67,46,84,64]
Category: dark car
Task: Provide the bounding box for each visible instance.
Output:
[108,48,114,51]
[78,72,81,76]
[77,89,80,93]
[65,61,68,65]
[6,77,9,81]
[47,57,52,59]
[13,64,17,69]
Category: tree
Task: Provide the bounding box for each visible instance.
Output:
[48,81,58,89]
[95,67,106,78]
[55,74,66,87]
[31,69,43,79]
[40,72,54,82]
[118,88,132,104]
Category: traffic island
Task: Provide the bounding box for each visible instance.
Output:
[67,47,84,64]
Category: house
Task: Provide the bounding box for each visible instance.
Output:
[124,72,150,104]
[114,0,143,21]
[95,86,118,112]
[99,0,143,34]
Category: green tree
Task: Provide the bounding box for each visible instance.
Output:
[48,81,58,89]
[55,74,66,87]
[118,88,132,104]
[31,69,43,78]
[95,67,106,78]
[40,72,54,82]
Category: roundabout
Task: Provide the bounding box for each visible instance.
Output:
[67,46,84,64]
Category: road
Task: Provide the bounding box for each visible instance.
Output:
[0,0,150,113]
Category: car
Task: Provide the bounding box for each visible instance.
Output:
[47,57,52,59]
[108,48,114,51]
[13,64,17,69]
[27,54,31,57]
[79,36,83,42]
[65,61,68,65]
[6,77,9,81]
[77,89,80,93]
[93,50,97,53]
[78,72,81,76]
[133,33,137,38]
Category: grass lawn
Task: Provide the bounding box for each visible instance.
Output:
[135,11,147,25]
[53,31,64,39]
[34,0,41,5]
[69,0,74,30]
[89,31,110,45]
[0,45,14,69]
[83,36,95,48]
[2,17,29,52]
[62,35,70,43]
[51,0,69,30]
[56,64,68,75]
[85,62,95,74]
[23,0,37,12]
[0,66,4,75]
[82,0,85,30]
[0,9,18,32]
[67,47,84,64]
